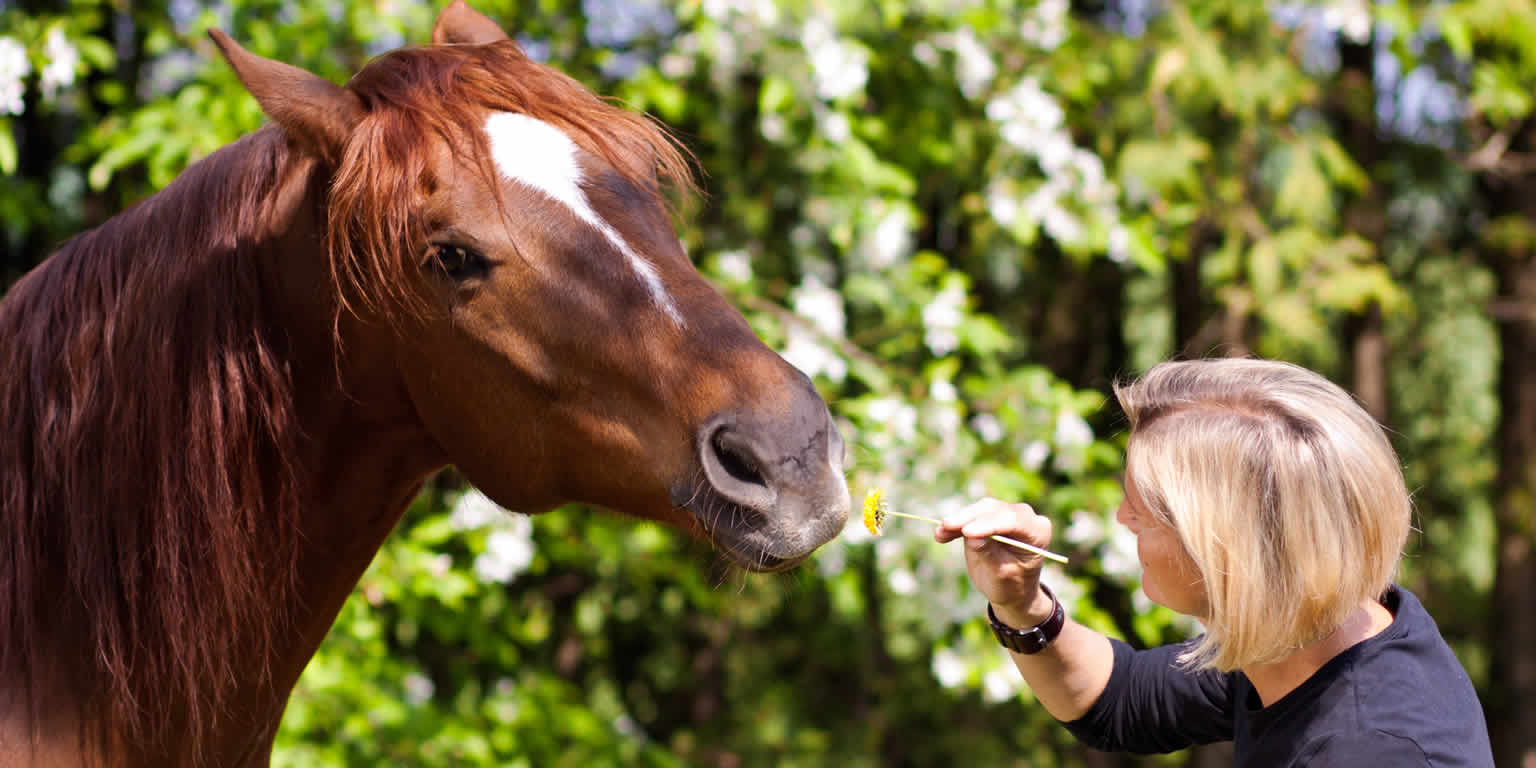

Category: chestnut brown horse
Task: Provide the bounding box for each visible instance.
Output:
[0,3,848,765]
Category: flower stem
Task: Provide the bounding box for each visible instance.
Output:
[886,510,1070,565]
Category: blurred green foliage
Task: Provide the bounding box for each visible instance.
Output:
[1,0,1526,765]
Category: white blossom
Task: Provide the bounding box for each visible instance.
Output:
[928,403,962,437]
[1320,0,1371,44]
[474,516,535,584]
[986,76,1122,250]
[781,325,847,382]
[0,37,29,117]
[863,204,913,268]
[791,222,817,249]
[701,0,730,21]
[1034,133,1075,173]
[982,665,1021,702]
[792,274,846,337]
[707,0,779,26]
[801,17,868,101]
[1020,0,1069,50]
[451,489,504,530]
[922,282,966,356]
[1101,523,1142,582]
[867,396,919,442]
[875,537,906,565]
[986,185,1021,226]
[39,28,78,100]
[1041,569,1086,609]
[1053,410,1093,449]
[714,249,753,283]
[1064,508,1106,547]
[939,27,995,100]
[659,52,694,78]
[932,647,968,688]
[1071,148,1112,201]
[759,112,787,142]
[930,376,958,403]
[614,714,646,741]
[987,78,1064,140]
[912,40,940,68]
[1108,224,1132,264]
[1040,202,1084,244]
[403,673,435,706]
[971,413,1005,444]
[817,537,852,572]
[1131,586,1154,614]
[1019,439,1051,471]
[887,567,919,595]
[819,110,851,143]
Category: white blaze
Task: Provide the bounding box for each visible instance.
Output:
[484,112,683,326]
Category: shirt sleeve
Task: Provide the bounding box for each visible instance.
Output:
[1060,637,1235,754]
[1298,730,1431,767]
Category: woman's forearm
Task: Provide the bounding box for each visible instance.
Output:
[992,589,1116,722]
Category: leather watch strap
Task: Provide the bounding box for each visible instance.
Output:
[988,583,1064,655]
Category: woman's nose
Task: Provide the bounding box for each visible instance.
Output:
[1116,501,1139,532]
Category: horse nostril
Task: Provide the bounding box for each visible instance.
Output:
[698,423,778,512]
[711,430,768,488]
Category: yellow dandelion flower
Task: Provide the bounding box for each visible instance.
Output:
[862,489,887,535]
[854,487,1070,565]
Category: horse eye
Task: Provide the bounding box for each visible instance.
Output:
[429,244,488,280]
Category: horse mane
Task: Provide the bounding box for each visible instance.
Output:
[327,39,697,316]
[0,38,694,762]
[0,126,304,759]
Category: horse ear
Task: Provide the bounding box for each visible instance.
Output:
[432,0,510,46]
[208,29,363,165]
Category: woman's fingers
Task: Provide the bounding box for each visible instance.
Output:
[934,498,1051,549]
[934,498,998,542]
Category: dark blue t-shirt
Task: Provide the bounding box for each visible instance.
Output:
[1061,587,1493,767]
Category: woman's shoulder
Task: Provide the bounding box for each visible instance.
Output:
[1332,585,1493,767]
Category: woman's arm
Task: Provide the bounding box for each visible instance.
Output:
[934,498,1114,721]
[936,498,1233,754]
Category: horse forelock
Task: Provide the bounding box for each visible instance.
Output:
[325,39,698,318]
[0,126,305,761]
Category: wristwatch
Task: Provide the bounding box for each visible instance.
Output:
[988,583,1064,654]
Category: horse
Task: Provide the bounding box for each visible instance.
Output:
[0,3,849,765]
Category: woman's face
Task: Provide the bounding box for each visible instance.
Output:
[1117,471,1209,618]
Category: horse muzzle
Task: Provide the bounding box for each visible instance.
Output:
[675,381,850,572]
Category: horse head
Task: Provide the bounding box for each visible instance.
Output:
[210,1,849,571]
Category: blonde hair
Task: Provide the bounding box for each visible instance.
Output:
[1114,358,1410,672]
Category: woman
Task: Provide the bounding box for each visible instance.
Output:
[937,358,1493,766]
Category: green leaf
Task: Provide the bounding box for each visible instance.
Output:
[1248,236,1281,299]
[1275,142,1332,226]
[1441,9,1474,59]
[759,74,795,114]
[1313,136,1369,192]
[75,36,116,70]
[0,125,15,176]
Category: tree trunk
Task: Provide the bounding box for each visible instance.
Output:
[1489,250,1536,768]
[1484,168,1536,768]
[1331,35,1389,424]
[1171,219,1215,359]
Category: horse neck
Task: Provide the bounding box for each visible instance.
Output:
[0,137,447,767]
[222,155,451,745]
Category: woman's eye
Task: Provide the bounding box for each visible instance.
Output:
[429,244,488,280]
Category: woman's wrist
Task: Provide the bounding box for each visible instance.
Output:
[991,584,1057,629]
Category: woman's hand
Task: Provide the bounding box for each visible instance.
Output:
[935,498,1055,626]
